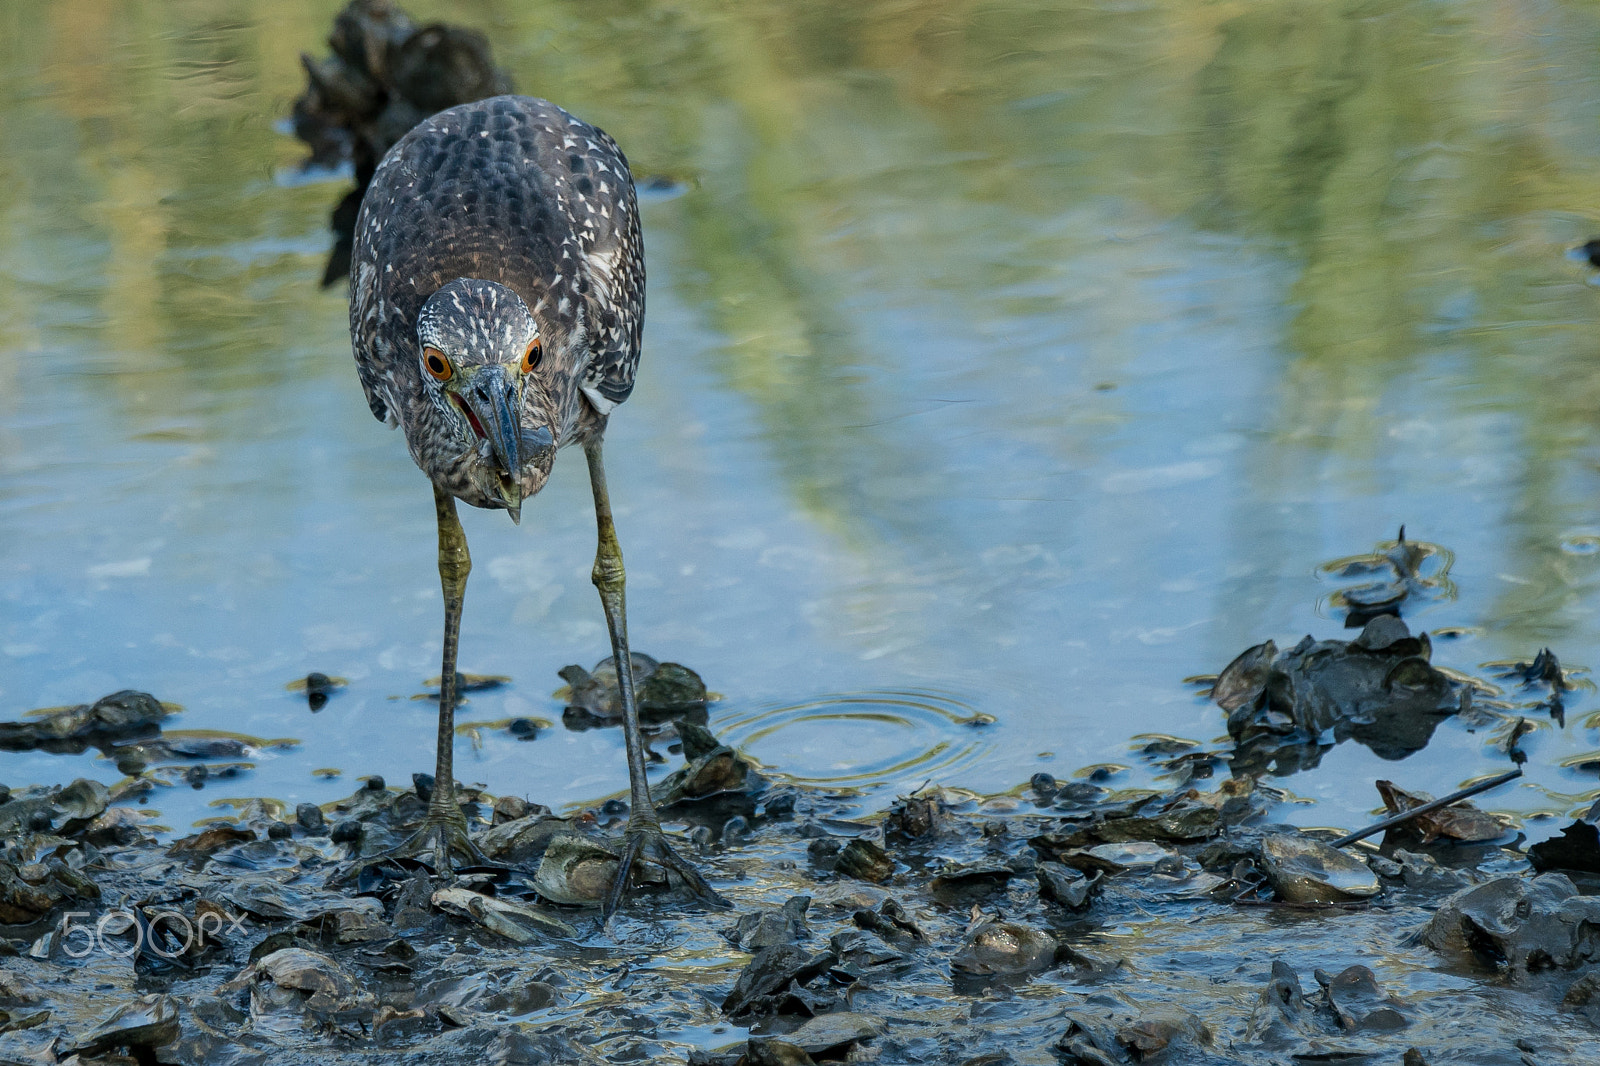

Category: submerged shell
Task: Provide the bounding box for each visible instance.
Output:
[432,885,577,940]
[952,918,1058,975]
[783,1011,886,1054]
[1084,842,1178,870]
[55,778,110,822]
[1260,834,1381,904]
[73,994,180,1056]
[534,835,620,906]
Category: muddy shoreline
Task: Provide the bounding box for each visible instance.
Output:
[2,665,1598,1066]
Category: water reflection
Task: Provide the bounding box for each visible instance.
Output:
[2,0,1600,838]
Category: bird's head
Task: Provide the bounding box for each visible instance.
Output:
[416,279,556,523]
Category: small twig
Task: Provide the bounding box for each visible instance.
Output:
[1328,768,1523,848]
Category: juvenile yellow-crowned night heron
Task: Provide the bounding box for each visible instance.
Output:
[347,94,725,917]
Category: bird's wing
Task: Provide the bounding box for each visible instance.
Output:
[539,115,645,415]
[566,120,640,409]
[349,246,399,426]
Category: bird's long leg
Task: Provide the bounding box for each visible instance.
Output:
[585,437,730,922]
[329,487,489,884]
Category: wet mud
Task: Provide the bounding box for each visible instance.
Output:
[4,676,1600,1065]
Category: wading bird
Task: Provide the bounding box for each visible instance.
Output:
[346,94,725,918]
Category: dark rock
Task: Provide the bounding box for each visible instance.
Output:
[1259,833,1380,904]
[305,671,338,710]
[1037,862,1100,911]
[0,857,100,924]
[727,896,810,951]
[930,860,1015,895]
[651,723,758,806]
[886,789,948,841]
[829,928,904,971]
[330,820,362,844]
[559,654,708,721]
[296,802,328,834]
[167,825,257,856]
[1212,640,1278,712]
[835,839,894,883]
[1115,1011,1211,1060]
[492,794,532,823]
[746,1037,815,1066]
[853,898,925,943]
[1390,850,1475,893]
[1420,874,1600,974]
[760,792,797,819]
[1561,971,1600,1025]
[1246,960,1309,1047]
[1314,964,1408,1031]
[721,944,839,1020]
[780,1011,884,1055]
[1057,998,1211,1064]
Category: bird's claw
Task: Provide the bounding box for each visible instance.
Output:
[601,818,730,924]
[327,808,493,887]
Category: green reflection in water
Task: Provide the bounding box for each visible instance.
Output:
[5,0,1600,830]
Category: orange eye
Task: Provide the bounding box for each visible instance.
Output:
[521,337,542,374]
[423,347,453,381]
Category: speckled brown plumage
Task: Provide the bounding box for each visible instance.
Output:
[349,94,645,510]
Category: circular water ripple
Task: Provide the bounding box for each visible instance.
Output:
[716,690,995,790]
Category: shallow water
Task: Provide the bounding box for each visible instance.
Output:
[5,0,1600,841]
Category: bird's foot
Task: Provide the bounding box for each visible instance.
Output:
[327,806,492,887]
[602,816,731,924]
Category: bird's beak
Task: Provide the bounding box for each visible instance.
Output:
[462,363,524,517]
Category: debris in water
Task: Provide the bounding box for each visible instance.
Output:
[1215,616,1467,774]
[1529,800,1600,874]
[1373,779,1509,844]
[0,691,175,754]
[1318,527,1454,627]
[558,654,710,723]
[1330,768,1522,848]
[650,721,760,806]
[286,671,346,711]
